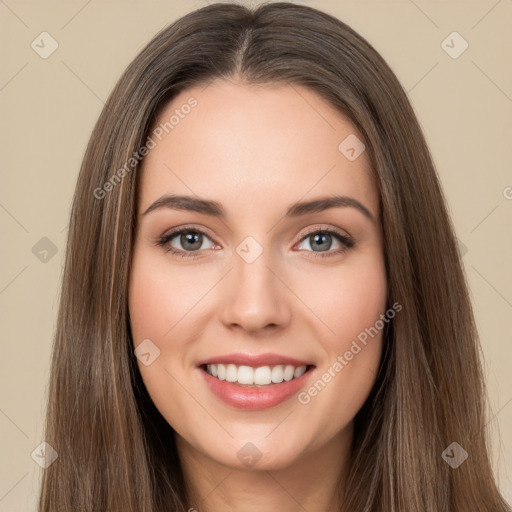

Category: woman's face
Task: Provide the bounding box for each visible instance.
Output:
[129,78,387,471]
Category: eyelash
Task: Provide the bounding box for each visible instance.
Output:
[155,225,355,260]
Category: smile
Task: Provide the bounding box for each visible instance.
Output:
[204,363,309,386]
[199,363,316,410]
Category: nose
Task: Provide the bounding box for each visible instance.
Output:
[218,247,292,334]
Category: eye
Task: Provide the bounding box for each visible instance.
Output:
[156,227,216,259]
[295,228,354,258]
[156,226,355,260]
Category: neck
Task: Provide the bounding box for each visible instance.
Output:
[177,424,353,512]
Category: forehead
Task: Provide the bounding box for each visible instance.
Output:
[138,79,379,219]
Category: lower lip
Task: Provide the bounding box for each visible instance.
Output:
[199,366,315,410]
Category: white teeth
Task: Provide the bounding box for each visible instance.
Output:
[254,366,272,385]
[294,366,307,378]
[225,364,238,382]
[271,365,284,383]
[283,365,295,381]
[237,365,254,384]
[205,363,309,385]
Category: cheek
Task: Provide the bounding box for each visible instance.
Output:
[306,252,388,347]
[128,251,196,421]
[336,266,387,340]
[295,253,387,421]
[129,271,168,347]
[128,245,218,386]
[128,250,206,343]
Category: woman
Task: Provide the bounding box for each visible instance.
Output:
[38,2,511,511]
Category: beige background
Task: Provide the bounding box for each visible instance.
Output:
[1,0,511,510]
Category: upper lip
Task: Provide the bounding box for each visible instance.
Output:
[197,352,315,368]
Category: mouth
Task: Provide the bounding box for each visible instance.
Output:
[198,361,316,410]
[200,363,315,387]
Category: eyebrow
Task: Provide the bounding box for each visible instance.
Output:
[142,194,375,222]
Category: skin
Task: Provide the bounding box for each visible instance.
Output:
[128,77,387,512]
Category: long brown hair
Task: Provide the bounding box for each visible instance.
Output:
[38,2,511,511]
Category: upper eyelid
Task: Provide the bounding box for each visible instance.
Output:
[300,225,352,241]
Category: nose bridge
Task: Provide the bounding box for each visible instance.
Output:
[219,238,290,332]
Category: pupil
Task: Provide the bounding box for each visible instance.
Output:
[181,231,202,251]
[312,233,331,252]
